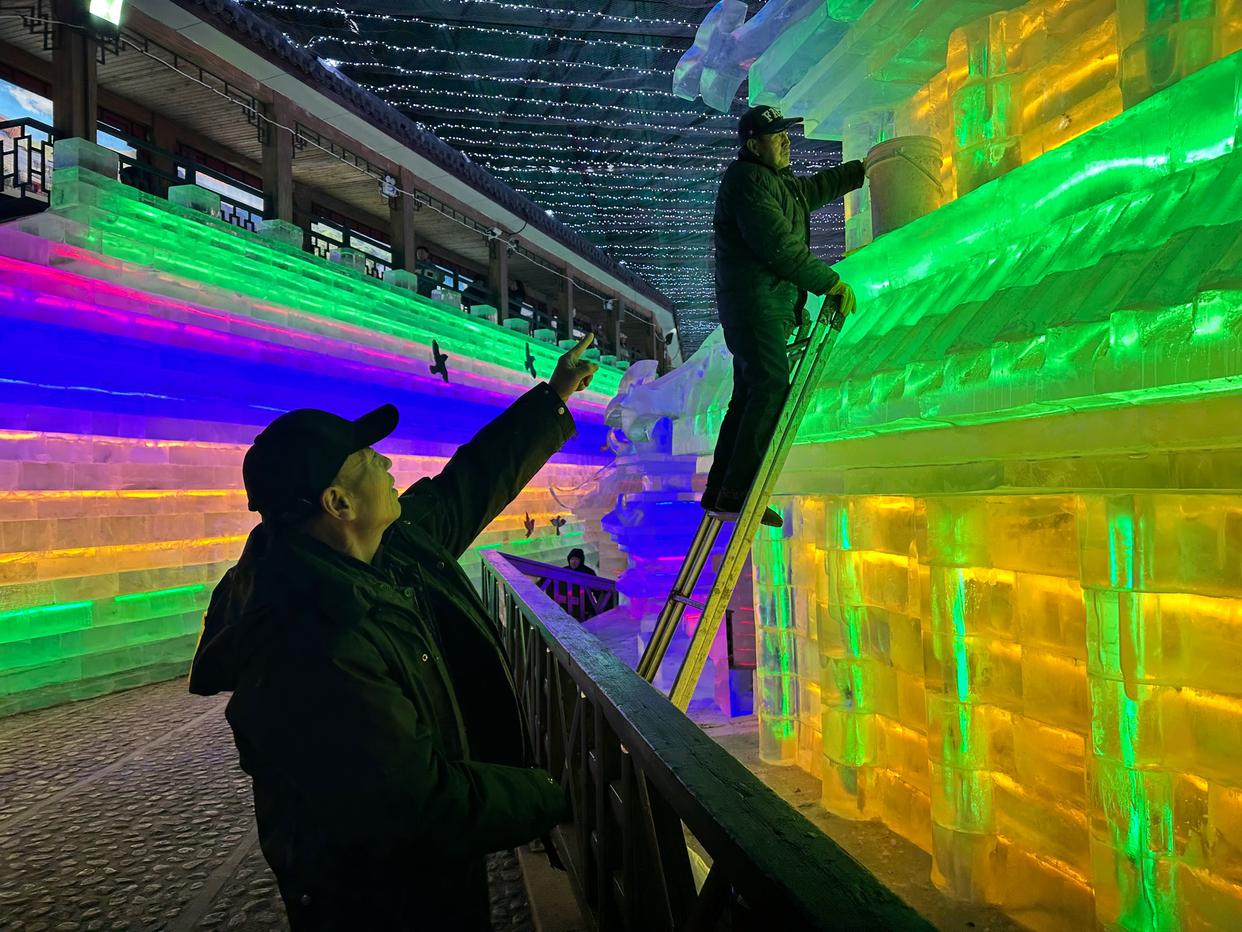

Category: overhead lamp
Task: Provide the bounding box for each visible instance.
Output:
[88,0,124,25]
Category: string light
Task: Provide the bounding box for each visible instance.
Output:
[243,0,699,31]
[368,100,736,136]
[361,70,683,98]
[362,85,725,122]
[431,137,743,165]
[309,40,678,81]
[303,25,679,55]
[430,122,751,157]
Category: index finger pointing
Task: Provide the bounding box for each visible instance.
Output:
[568,333,594,360]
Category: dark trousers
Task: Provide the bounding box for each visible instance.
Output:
[704,314,794,505]
[278,855,490,931]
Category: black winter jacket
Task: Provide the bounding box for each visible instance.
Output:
[189,383,575,929]
[714,149,865,326]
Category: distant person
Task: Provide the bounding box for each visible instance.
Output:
[703,105,863,529]
[189,337,599,930]
[552,547,599,620]
[564,548,595,576]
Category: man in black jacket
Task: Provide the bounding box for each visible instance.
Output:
[189,336,598,930]
[704,105,864,529]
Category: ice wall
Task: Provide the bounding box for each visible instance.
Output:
[749,51,1242,931]
[0,151,622,715]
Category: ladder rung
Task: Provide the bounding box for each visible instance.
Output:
[671,594,705,610]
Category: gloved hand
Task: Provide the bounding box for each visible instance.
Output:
[827,279,857,319]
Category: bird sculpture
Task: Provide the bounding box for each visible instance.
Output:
[523,512,535,539]
[524,344,537,380]
[429,340,450,383]
[551,516,567,537]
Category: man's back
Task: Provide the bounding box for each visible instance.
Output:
[194,520,549,928]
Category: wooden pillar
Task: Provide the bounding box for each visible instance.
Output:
[260,99,295,223]
[149,113,178,196]
[559,275,575,341]
[608,299,624,357]
[292,186,313,251]
[51,0,98,143]
[488,235,510,318]
[389,166,418,272]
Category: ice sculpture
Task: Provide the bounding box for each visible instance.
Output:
[673,0,830,113]
[578,327,752,713]
[743,44,1242,932]
[678,0,1242,922]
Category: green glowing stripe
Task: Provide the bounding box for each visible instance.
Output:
[113,584,207,603]
[1100,505,1179,929]
[0,601,97,651]
[0,601,93,620]
[761,530,795,721]
[796,53,1242,449]
[49,168,625,396]
[951,571,969,704]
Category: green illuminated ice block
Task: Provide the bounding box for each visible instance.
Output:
[799,51,1242,447]
[39,167,626,398]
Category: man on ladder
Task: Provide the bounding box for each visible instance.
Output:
[704,105,866,529]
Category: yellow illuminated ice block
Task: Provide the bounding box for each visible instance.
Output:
[745,44,1242,932]
[0,429,602,715]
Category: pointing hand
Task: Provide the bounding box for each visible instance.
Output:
[549,333,599,403]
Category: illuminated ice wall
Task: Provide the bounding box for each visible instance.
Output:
[676,1,1242,928]
[0,152,622,715]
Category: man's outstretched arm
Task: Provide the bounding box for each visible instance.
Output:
[797,159,866,211]
[401,335,599,558]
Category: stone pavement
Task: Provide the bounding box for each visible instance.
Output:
[0,679,533,931]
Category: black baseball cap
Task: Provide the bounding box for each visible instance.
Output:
[738,105,803,140]
[242,404,399,518]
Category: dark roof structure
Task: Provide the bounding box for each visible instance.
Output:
[176,0,678,316]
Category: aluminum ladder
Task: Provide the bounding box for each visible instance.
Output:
[635,291,851,710]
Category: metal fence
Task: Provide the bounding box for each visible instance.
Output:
[308,219,392,281]
[0,118,54,204]
[480,548,931,932]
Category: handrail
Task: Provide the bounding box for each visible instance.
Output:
[0,117,54,136]
[481,548,932,931]
[500,552,617,622]
[501,553,617,592]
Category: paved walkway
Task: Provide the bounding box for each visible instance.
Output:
[0,680,533,931]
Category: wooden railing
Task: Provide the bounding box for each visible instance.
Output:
[501,552,618,621]
[480,549,932,932]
